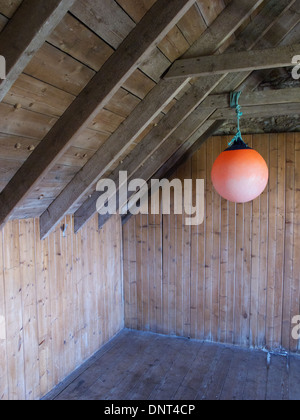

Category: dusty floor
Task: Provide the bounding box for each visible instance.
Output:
[44,329,300,400]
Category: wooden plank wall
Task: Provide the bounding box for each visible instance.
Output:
[123,132,300,355]
[0,214,123,400]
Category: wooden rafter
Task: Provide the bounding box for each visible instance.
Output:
[202,88,300,109]
[165,43,300,80]
[0,0,76,102]
[39,0,266,237]
[0,0,196,232]
[74,0,296,232]
[211,103,300,120]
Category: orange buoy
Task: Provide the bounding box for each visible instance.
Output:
[211,139,269,203]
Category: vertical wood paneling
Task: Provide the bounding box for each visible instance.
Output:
[34,219,52,398]
[227,199,236,345]
[274,134,286,349]
[212,137,221,343]
[257,134,269,349]
[0,220,8,400]
[123,222,130,328]
[241,136,253,348]
[220,136,230,344]
[19,219,39,400]
[162,172,177,336]
[0,214,123,400]
[292,134,300,354]
[250,135,261,349]
[205,138,214,341]
[175,166,184,338]
[197,142,207,340]
[4,221,25,400]
[266,133,277,350]
[123,133,300,355]
[190,151,200,339]
[154,212,163,334]
[282,133,295,351]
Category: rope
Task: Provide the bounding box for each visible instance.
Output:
[228,91,244,147]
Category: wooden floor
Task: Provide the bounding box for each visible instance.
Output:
[44,329,300,401]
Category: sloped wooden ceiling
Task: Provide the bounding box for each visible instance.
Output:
[0,0,299,237]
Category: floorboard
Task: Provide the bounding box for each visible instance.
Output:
[43,329,300,401]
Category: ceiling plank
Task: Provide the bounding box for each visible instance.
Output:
[165,43,300,79]
[70,0,136,49]
[0,0,76,102]
[0,0,196,231]
[73,0,292,232]
[183,0,265,58]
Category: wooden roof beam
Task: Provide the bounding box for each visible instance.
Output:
[0,0,196,231]
[202,88,300,109]
[0,0,76,102]
[165,43,300,80]
[211,102,300,120]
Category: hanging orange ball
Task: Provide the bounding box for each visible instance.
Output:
[211,140,269,203]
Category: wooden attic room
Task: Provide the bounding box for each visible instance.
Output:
[0,0,300,402]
